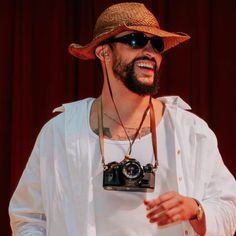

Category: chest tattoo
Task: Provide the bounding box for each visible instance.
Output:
[93,126,150,140]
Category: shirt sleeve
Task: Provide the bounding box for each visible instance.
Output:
[9,135,46,236]
[197,128,236,236]
[176,108,236,236]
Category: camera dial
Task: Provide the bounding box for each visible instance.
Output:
[122,160,143,180]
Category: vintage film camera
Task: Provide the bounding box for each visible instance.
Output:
[103,157,155,192]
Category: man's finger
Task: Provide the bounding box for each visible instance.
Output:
[144,191,178,210]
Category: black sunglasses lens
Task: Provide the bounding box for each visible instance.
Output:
[151,37,164,52]
[126,34,148,48]
[128,34,164,52]
[110,33,164,52]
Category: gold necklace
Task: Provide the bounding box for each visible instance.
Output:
[103,112,140,130]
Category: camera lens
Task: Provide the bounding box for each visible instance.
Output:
[122,160,142,180]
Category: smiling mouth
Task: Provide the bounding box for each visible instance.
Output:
[136,61,156,71]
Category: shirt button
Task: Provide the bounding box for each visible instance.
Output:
[177,149,181,155]
[184,230,188,235]
[178,177,182,181]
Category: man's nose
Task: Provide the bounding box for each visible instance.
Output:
[143,40,158,56]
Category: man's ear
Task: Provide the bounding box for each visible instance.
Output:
[95,45,110,61]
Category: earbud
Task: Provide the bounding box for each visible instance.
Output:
[101,50,109,57]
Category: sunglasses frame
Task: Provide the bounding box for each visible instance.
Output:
[106,32,164,53]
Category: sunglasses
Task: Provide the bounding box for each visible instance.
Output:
[107,32,164,53]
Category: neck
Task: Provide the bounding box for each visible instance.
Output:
[102,89,150,114]
[101,74,151,117]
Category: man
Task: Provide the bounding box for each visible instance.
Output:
[9,2,236,236]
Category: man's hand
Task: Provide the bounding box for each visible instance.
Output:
[144,191,198,227]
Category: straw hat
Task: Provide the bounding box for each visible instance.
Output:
[69,2,190,60]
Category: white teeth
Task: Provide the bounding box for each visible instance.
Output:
[137,63,154,69]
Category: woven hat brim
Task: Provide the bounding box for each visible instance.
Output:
[69,24,190,60]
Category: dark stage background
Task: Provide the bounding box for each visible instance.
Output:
[1,0,236,235]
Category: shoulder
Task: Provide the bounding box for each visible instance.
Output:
[158,96,216,140]
[39,97,94,139]
[52,97,94,116]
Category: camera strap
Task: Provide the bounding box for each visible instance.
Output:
[98,56,159,170]
[97,96,159,170]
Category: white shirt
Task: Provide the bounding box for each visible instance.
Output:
[9,96,236,236]
[89,100,181,235]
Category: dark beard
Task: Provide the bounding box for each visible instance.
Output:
[112,56,160,96]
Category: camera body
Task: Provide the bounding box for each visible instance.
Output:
[103,157,155,192]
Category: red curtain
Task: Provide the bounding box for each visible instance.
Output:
[1,0,236,235]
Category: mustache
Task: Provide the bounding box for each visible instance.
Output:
[133,56,156,62]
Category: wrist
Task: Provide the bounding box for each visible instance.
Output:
[190,199,204,221]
